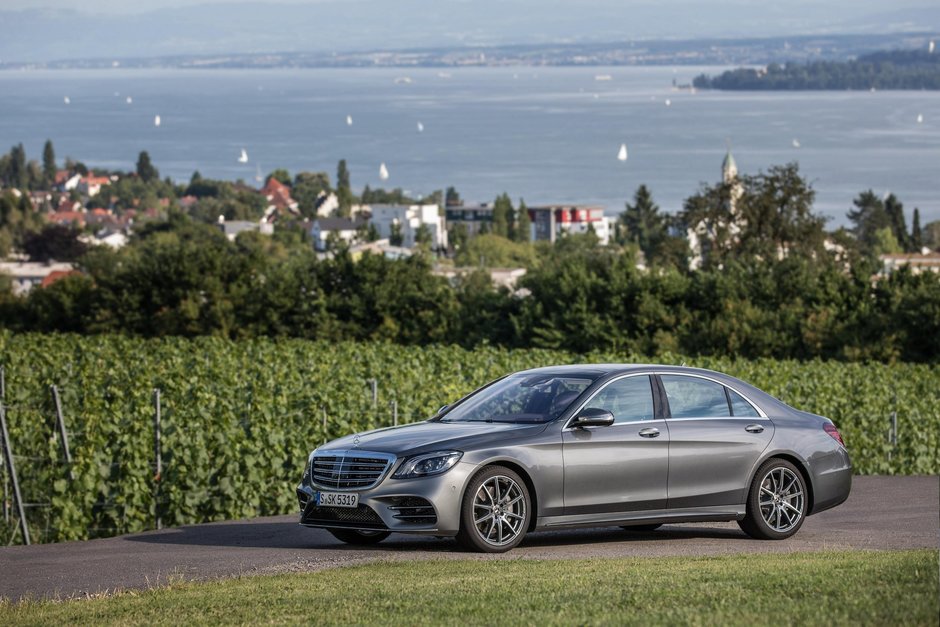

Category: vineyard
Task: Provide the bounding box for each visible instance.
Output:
[0,332,937,545]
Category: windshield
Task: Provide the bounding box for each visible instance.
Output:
[440,373,596,424]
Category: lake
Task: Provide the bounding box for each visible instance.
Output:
[1,66,938,225]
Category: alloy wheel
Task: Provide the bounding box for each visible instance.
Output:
[758,466,804,533]
[471,474,527,547]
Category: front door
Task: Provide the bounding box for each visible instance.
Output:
[562,374,669,515]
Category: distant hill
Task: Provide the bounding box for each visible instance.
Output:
[693,48,940,90]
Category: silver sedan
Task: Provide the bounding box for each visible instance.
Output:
[297,365,852,553]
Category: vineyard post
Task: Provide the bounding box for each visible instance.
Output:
[0,402,30,545]
[321,407,327,434]
[369,379,378,408]
[1,365,7,524]
[153,389,162,531]
[51,386,75,481]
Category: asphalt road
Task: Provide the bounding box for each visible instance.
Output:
[1,475,937,601]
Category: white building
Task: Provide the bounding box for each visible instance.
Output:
[367,204,447,250]
[0,261,76,295]
[216,217,274,241]
[311,217,366,251]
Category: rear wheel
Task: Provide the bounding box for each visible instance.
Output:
[328,528,391,545]
[620,524,662,532]
[456,466,531,553]
[739,459,807,540]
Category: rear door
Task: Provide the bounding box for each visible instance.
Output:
[562,374,669,515]
[658,374,774,508]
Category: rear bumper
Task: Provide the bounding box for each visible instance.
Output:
[809,446,852,515]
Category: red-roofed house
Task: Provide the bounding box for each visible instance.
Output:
[54,170,81,192]
[261,178,300,222]
[55,197,83,213]
[47,211,86,228]
[78,175,112,197]
[41,269,82,288]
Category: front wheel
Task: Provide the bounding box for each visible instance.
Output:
[328,528,391,545]
[456,466,531,553]
[738,459,807,540]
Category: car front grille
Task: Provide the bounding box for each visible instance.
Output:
[302,504,386,529]
[311,453,392,490]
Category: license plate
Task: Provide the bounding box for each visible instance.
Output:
[316,491,359,508]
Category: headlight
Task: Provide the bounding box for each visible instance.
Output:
[303,450,316,484]
[393,451,462,479]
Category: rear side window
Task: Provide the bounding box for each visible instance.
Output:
[728,388,760,417]
[585,375,654,423]
[661,375,730,418]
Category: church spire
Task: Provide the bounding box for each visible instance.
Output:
[722,148,738,183]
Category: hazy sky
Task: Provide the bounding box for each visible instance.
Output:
[1,0,937,62]
[0,0,932,16]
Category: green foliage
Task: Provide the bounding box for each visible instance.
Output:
[454,233,537,268]
[136,151,159,183]
[515,199,531,243]
[336,159,353,217]
[42,139,56,185]
[694,49,940,90]
[22,224,88,262]
[266,169,291,186]
[0,333,936,544]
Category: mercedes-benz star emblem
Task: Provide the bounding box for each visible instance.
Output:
[352,435,361,448]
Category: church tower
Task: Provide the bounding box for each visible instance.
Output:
[722,149,738,183]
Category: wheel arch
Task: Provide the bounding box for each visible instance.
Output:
[462,459,540,533]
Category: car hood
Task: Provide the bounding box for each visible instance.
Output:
[318,420,547,456]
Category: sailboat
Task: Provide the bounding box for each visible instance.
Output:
[617,144,628,162]
[154,115,161,127]
[792,138,801,148]
[238,149,249,163]
[126,96,133,104]
[417,121,424,133]
[664,98,672,106]
[930,40,936,54]
[379,163,390,181]
[255,163,263,183]
[917,113,924,124]
[63,96,70,105]
[346,115,353,126]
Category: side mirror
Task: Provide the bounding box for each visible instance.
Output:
[573,407,614,428]
[436,405,449,415]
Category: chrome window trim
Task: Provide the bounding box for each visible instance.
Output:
[655,372,768,419]
[563,372,657,431]
[310,449,397,492]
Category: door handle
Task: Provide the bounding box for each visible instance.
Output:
[745,424,764,434]
[638,427,660,438]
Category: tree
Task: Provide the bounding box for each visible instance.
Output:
[136,151,159,183]
[42,140,56,185]
[445,186,462,207]
[336,159,353,217]
[22,225,88,262]
[620,185,667,262]
[911,208,923,250]
[267,169,291,186]
[492,193,512,239]
[847,190,891,254]
[389,221,404,246]
[884,194,910,251]
[515,198,531,243]
[415,223,433,248]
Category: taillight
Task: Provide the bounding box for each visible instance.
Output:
[824,423,845,447]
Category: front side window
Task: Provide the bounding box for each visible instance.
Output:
[441,373,596,424]
[583,375,655,423]
[661,375,731,418]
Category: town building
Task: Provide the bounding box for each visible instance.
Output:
[310,217,367,251]
[879,250,940,276]
[0,261,76,295]
[367,204,447,249]
[78,175,112,197]
[216,216,274,241]
[444,203,612,245]
[260,178,300,222]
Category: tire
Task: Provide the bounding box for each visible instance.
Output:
[738,458,807,540]
[620,524,662,532]
[328,528,391,545]
[456,466,532,553]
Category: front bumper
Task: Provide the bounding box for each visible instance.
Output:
[296,461,477,536]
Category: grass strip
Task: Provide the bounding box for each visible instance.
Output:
[3,549,938,626]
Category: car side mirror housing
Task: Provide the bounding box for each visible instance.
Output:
[573,407,614,428]
[436,405,449,415]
